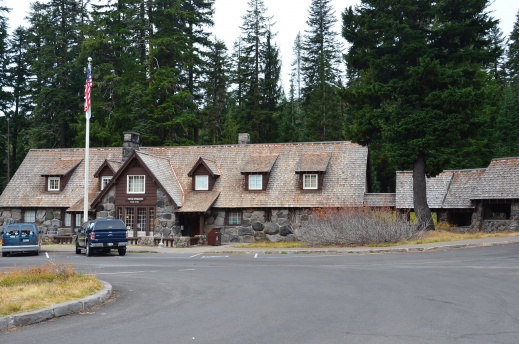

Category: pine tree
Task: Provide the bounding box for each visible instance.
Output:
[301,0,344,141]
[25,0,87,148]
[0,3,11,190]
[7,27,32,182]
[343,0,499,230]
[200,39,229,144]
[233,0,282,143]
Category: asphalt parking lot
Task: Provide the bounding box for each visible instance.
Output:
[2,242,519,344]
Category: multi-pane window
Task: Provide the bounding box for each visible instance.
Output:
[228,211,242,225]
[48,177,60,191]
[195,175,209,190]
[137,207,147,231]
[248,175,262,190]
[101,176,112,190]
[303,174,318,190]
[75,214,83,227]
[125,207,135,230]
[64,213,72,227]
[127,175,145,193]
[24,210,36,223]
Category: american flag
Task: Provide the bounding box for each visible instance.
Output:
[84,66,92,113]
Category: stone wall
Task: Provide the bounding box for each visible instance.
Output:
[0,207,73,244]
[204,209,297,243]
[471,201,519,232]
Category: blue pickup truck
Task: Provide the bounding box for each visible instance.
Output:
[75,219,128,256]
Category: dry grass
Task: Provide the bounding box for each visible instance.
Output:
[0,262,103,316]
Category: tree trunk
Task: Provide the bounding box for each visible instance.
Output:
[413,155,435,230]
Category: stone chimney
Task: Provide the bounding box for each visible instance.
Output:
[238,133,250,145]
[122,132,140,162]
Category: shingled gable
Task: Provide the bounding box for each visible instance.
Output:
[471,157,519,200]
[240,155,278,173]
[91,150,183,209]
[93,159,122,177]
[187,157,220,177]
[41,158,82,177]
[295,154,331,173]
[396,169,484,209]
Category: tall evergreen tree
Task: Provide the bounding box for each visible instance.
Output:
[233,0,282,143]
[25,0,87,148]
[506,9,519,82]
[301,0,344,141]
[0,3,10,190]
[200,38,229,144]
[343,0,500,230]
[76,0,149,148]
[6,27,32,182]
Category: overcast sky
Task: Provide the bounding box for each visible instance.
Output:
[3,0,519,90]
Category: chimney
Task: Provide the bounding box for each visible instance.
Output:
[238,133,250,145]
[122,132,140,162]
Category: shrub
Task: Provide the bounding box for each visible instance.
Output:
[293,207,424,246]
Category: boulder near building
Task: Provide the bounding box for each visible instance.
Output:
[0,133,375,245]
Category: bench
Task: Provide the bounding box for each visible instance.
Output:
[54,235,74,244]
[127,237,139,245]
[153,238,175,247]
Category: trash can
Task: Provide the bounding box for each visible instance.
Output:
[208,227,221,246]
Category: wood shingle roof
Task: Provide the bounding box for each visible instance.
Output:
[396,169,484,209]
[0,141,368,211]
[471,157,519,200]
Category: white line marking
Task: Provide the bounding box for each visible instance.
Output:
[190,253,202,258]
[45,253,49,259]
[254,253,258,258]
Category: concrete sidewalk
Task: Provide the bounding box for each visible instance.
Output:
[41,235,519,255]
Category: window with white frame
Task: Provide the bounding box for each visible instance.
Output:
[64,213,72,227]
[127,175,145,193]
[24,210,36,223]
[228,211,242,225]
[48,177,60,191]
[195,175,209,190]
[248,175,263,190]
[303,174,318,190]
[101,176,112,190]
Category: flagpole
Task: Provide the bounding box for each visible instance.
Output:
[84,57,92,223]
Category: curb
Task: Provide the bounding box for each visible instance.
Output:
[201,240,519,255]
[0,280,112,332]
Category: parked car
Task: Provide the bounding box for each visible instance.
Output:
[1,223,41,257]
[75,219,128,256]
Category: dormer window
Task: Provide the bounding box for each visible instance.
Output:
[188,157,220,191]
[195,175,209,190]
[48,177,60,191]
[303,174,318,190]
[295,154,330,192]
[248,175,263,190]
[241,155,278,191]
[101,176,112,190]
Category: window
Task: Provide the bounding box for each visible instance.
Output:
[75,214,83,227]
[228,211,242,225]
[248,175,263,190]
[127,175,145,194]
[48,177,60,191]
[303,174,318,190]
[64,213,72,227]
[24,210,36,223]
[195,175,209,190]
[101,176,112,190]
